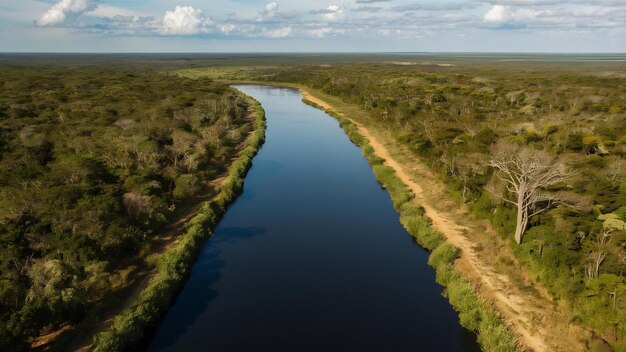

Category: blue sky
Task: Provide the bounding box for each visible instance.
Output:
[0,0,624,52]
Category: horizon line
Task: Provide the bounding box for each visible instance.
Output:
[1,51,626,55]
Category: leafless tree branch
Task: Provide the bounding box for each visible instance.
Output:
[487,141,572,244]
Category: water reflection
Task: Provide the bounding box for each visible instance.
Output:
[148,86,480,352]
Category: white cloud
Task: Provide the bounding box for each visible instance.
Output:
[483,5,536,24]
[307,27,345,38]
[264,2,278,16]
[219,23,236,33]
[257,2,278,21]
[320,5,344,21]
[28,0,626,46]
[159,6,213,35]
[483,5,513,23]
[37,0,100,26]
[262,26,292,38]
[308,27,333,38]
[113,16,161,35]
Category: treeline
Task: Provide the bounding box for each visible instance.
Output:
[273,63,626,349]
[0,65,252,349]
[92,98,266,351]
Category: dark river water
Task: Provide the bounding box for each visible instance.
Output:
[148,85,481,351]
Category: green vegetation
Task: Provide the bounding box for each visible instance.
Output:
[0,64,258,349]
[304,99,519,352]
[274,62,626,349]
[2,53,624,350]
[92,98,266,351]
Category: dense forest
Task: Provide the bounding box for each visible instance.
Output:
[0,64,253,349]
[246,62,626,348]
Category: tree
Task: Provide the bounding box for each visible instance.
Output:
[583,229,612,280]
[168,129,197,169]
[488,141,571,244]
[606,158,626,188]
[455,153,488,202]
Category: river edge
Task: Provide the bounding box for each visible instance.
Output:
[88,94,267,351]
[207,80,522,350]
[295,91,519,352]
[293,85,610,352]
[231,80,607,351]
[84,79,563,351]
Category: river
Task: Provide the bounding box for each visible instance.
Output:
[147,85,481,351]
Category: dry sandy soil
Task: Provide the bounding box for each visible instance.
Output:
[300,88,598,352]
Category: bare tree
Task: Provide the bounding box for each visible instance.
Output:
[583,229,612,280]
[606,158,626,188]
[488,141,571,244]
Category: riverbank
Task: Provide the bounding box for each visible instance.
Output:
[298,87,595,351]
[88,94,266,351]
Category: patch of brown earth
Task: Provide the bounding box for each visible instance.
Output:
[300,88,595,352]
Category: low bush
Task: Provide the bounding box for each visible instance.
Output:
[372,165,414,209]
[428,243,460,268]
[400,205,445,250]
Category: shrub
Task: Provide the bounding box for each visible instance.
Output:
[428,243,460,268]
[565,132,585,152]
[400,205,445,250]
[173,174,199,200]
[372,165,413,209]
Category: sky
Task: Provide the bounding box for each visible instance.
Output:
[0,0,624,52]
